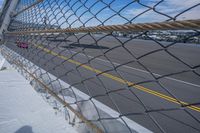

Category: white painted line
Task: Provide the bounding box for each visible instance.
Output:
[59,79,153,133]
[59,47,200,88]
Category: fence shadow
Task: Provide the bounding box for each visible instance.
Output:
[15,125,33,133]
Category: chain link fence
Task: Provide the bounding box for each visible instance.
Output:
[1,0,200,133]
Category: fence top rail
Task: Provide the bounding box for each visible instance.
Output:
[6,19,200,35]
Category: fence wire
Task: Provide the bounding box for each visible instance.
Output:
[2,0,200,133]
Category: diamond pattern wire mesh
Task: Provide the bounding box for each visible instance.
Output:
[2,0,200,133]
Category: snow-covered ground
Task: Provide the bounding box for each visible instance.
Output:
[0,57,77,133]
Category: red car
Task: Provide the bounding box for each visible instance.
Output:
[16,40,28,49]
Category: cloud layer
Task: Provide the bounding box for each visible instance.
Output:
[125,0,200,23]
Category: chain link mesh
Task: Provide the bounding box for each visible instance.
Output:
[1,0,200,133]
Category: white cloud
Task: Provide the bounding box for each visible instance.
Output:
[124,0,200,23]
[164,0,200,8]
[156,0,200,19]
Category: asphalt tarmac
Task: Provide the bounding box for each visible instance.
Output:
[5,34,200,133]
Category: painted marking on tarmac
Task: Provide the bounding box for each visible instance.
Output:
[59,46,200,88]
[35,44,200,113]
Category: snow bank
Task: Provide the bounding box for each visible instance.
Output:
[0,62,77,133]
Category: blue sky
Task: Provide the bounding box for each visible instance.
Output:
[0,0,4,8]
[14,0,200,28]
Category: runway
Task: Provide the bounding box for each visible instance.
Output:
[5,34,200,133]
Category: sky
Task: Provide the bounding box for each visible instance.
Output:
[14,0,200,28]
[0,0,3,9]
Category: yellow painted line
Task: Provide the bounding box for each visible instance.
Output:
[36,45,200,112]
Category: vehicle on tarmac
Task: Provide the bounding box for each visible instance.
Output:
[16,39,28,49]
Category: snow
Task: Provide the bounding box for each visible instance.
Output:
[0,58,77,133]
[0,46,152,133]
